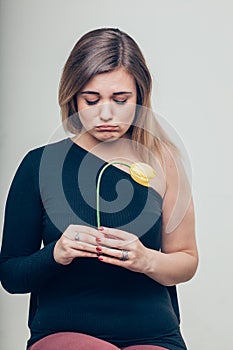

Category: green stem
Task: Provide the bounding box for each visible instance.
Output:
[96,161,130,229]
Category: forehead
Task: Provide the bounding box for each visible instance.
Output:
[83,68,136,92]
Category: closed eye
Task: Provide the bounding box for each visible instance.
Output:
[114,99,127,105]
[85,100,99,105]
[85,99,127,106]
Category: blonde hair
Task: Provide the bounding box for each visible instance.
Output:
[58,27,176,163]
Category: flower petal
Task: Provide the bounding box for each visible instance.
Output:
[130,162,156,187]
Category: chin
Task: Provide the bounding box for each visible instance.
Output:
[99,136,120,143]
[95,132,122,142]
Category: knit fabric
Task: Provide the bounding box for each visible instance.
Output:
[0,138,187,350]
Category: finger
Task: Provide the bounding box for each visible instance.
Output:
[65,224,99,236]
[98,254,128,267]
[71,241,99,253]
[73,232,101,246]
[64,225,102,242]
[100,227,135,241]
[77,226,102,238]
[62,232,99,251]
[95,233,138,249]
[95,237,129,249]
[69,247,98,259]
[96,245,123,259]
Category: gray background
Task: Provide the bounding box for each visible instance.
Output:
[0,1,232,349]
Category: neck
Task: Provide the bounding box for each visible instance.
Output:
[72,132,133,163]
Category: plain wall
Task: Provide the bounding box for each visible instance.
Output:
[1,1,232,349]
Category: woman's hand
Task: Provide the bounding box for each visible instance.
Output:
[95,227,151,274]
[54,225,103,265]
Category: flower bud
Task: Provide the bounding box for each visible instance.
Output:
[130,162,156,187]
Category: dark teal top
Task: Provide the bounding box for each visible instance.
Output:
[0,138,187,350]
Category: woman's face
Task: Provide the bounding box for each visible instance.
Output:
[76,68,137,144]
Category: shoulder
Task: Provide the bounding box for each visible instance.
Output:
[159,143,180,172]
[25,138,72,167]
[154,143,181,194]
[27,138,71,160]
[13,138,71,179]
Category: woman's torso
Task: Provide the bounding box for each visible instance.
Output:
[27,138,186,350]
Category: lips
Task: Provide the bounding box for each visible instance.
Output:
[96,125,119,131]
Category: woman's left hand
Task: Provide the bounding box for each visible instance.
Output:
[95,227,152,274]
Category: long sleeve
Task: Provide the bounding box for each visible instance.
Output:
[0,139,186,350]
[0,151,65,294]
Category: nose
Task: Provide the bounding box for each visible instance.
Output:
[99,103,113,122]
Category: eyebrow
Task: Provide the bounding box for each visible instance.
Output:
[80,91,133,96]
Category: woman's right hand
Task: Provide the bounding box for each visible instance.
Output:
[54,224,102,265]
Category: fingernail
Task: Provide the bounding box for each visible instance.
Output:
[98,227,104,231]
[98,256,103,261]
[96,246,102,252]
[96,237,101,243]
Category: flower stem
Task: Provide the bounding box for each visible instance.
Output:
[96,162,130,228]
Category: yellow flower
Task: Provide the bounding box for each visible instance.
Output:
[130,162,156,187]
[96,161,156,228]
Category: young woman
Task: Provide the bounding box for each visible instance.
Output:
[0,28,198,350]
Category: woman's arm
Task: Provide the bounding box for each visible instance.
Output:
[143,146,198,286]
[143,199,198,286]
[0,151,65,294]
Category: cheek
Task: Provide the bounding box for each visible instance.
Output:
[77,98,86,111]
[78,106,98,127]
[114,104,136,124]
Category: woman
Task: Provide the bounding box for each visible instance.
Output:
[0,28,198,350]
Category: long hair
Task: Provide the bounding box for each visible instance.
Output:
[58,27,176,162]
